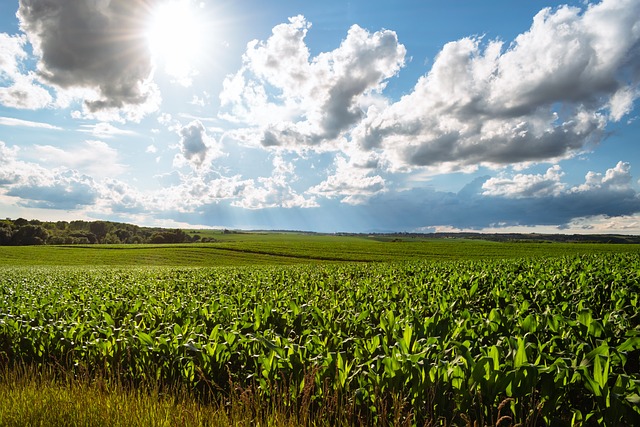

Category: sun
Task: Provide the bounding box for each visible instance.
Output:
[146,0,206,84]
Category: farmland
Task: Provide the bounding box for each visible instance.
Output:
[0,232,638,266]
[1,235,639,425]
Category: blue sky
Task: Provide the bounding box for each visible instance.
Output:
[1,0,639,233]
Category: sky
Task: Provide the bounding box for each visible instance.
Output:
[1,0,640,234]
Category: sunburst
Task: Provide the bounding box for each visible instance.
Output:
[146,0,206,85]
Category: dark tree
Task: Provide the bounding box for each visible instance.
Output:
[0,224,13,245]
[12,225,49,245]
[115,229,132,243]
[14,218,28,227]
[89,221,110,243]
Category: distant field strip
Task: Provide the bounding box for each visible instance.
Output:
[0,245,310,266]
[0,234,638,266]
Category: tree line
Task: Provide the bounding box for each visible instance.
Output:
[0,218,214,246]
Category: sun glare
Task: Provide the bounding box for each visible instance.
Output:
[146,0,206,84]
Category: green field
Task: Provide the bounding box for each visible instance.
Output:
[1,235,639,426]
[0,232,638,266]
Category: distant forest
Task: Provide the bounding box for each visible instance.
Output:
[1,217,639,246]
[0,218,214,246]
[352,232,640,244]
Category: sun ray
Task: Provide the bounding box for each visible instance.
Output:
[146,0,207,85]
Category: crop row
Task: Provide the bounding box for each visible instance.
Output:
[1,254,639,425]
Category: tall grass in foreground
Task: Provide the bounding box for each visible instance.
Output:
[0,364,433,427]
[0,364,530,427]
[0,364,304,427]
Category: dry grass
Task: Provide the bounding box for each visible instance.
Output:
[0,364,378,427]
[0,364,542,427]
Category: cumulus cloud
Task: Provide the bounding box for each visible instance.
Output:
[0,138,318,221]
[308,156,385,205]
[173,120,222,169]
[7,170,100,210]
[0,74,53,109]
[0,140,100,209]
[482,162,634,200]
[0,32,52,109]
[335,161,640,232]
[93,178,149,214]
[0,33,26,77]
[17,0,159,118]
[482,165,566,198]
[220,15,406,149]
[232,156,318,209]
[169,160,640,232]
[0,141,23,185]
[352,0,640,170]
[220,1,639,174]
[576,161,633,191]
[150,173,252,212]
[482,161,635,203]
[567,214,640,234]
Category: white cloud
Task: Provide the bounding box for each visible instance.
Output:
[0,141,101,209]
[157,112,178,130]
[317,161,640,232]
[0,116,62,130]
[78,122,136,139]
[0,139,315,217]
[0,32,52,109]
[0,33,26,77]
[232,155,318,209]
[190,92,210,107]
[146,144,158,154]
[219,1,640,176]
[608,87,637,122]
[220,15,406,149]
[0,141,23,184]
[481,161,634,200]
[68,84,161,123]
[482,165,566,198]
[352,0,640,170]
[7,169,100,210]
[173,120,223,169]
[3,133,639,232]
[576,161,633,191]
[0,139,240,216]
[0,73,53,109]
[92,178,148,214]
[31,140,126,178]
[152,173,251,212]
[308,155,385,205]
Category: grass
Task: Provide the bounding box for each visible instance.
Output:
[0,232,638,266]
[0,364,402,427]
[0,366,215,427]
[0,364,307,427]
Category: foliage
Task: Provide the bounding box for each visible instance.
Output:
[0,218,198,246]
[1,253,639,425]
